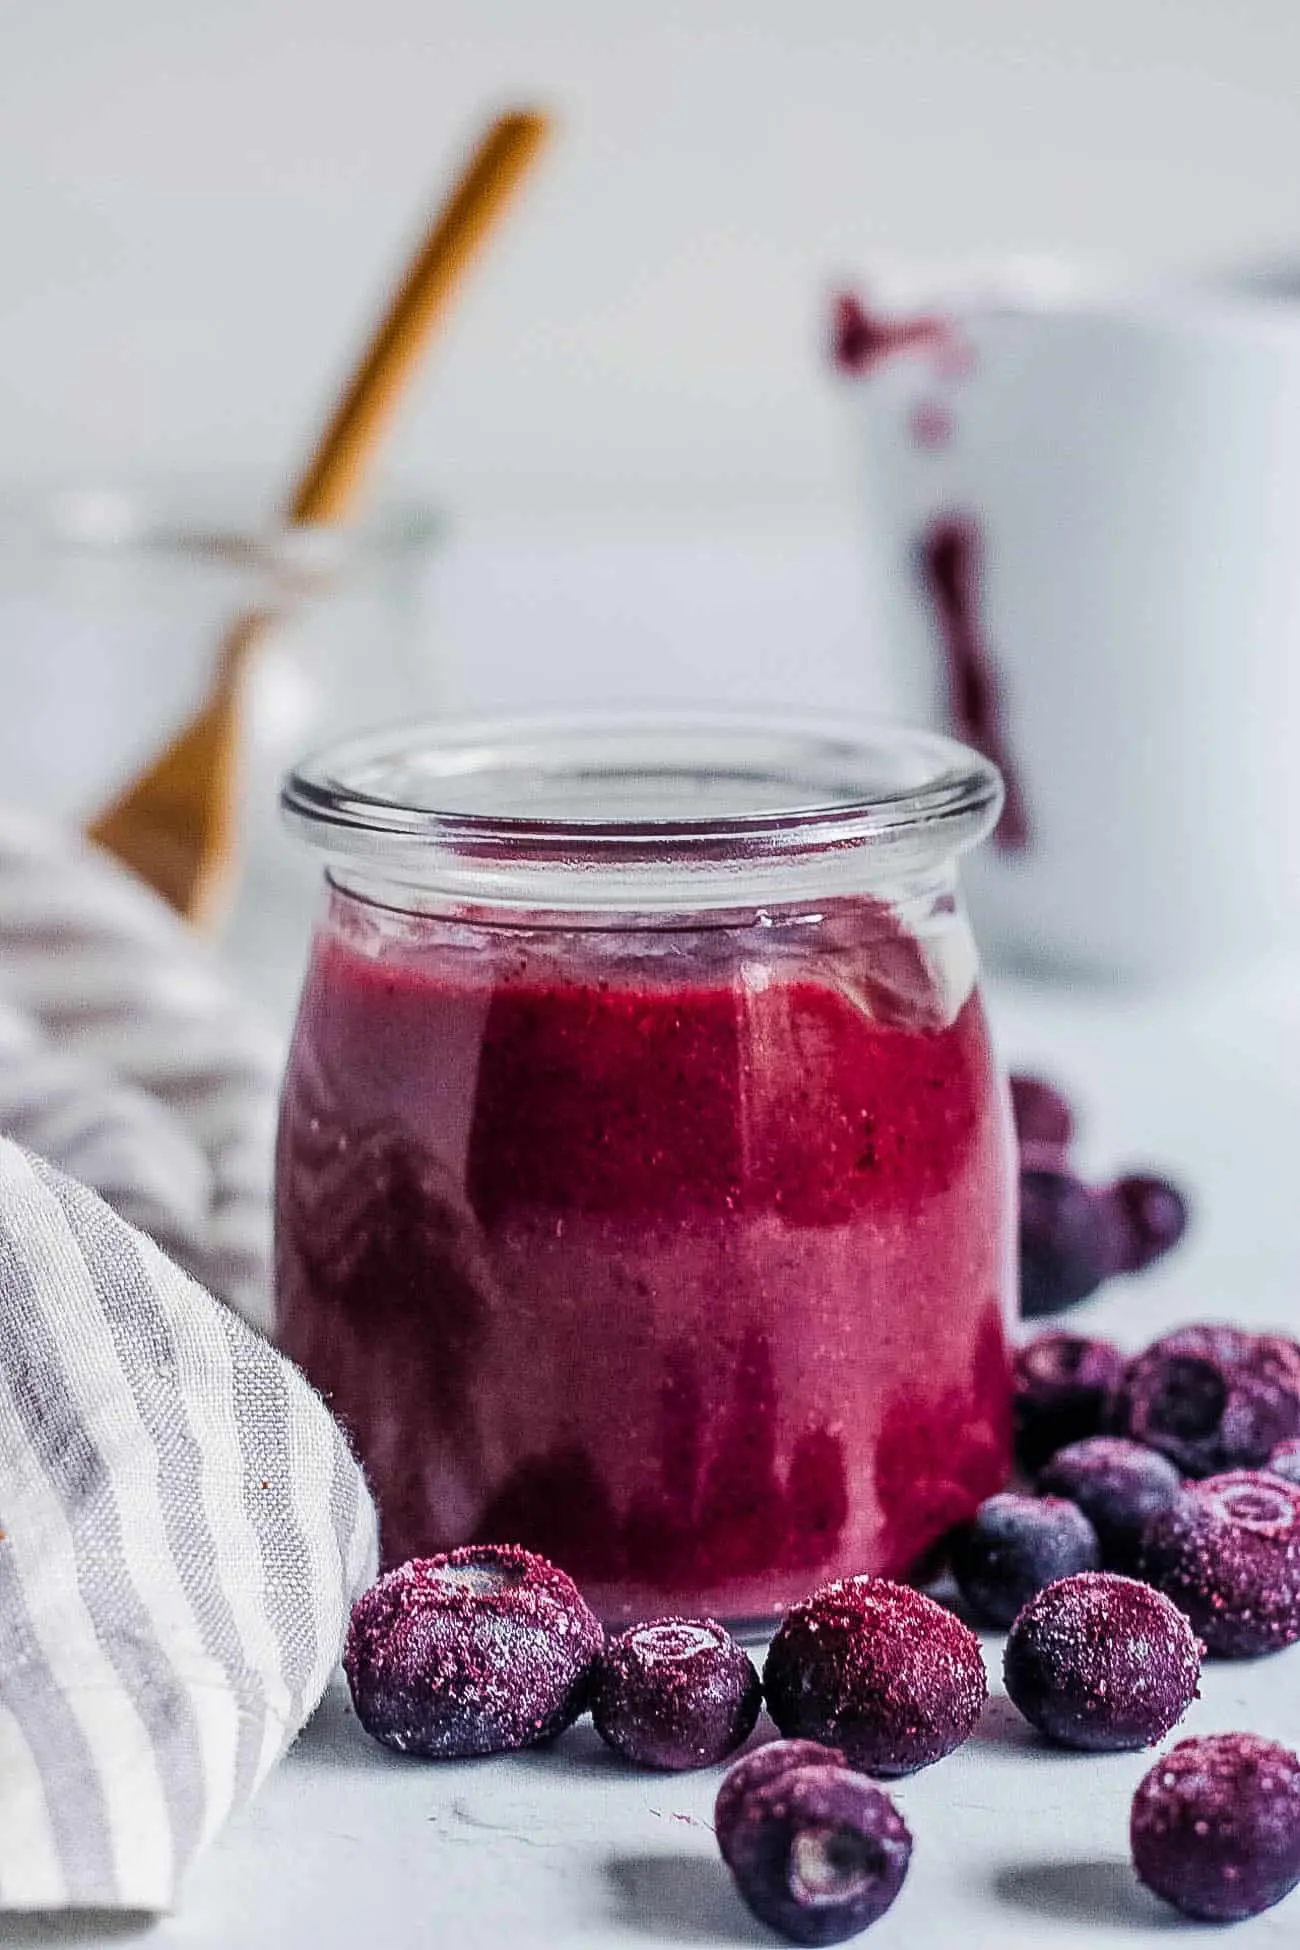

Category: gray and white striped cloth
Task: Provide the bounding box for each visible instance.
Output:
[0,807,281,1333]
[0,1137,377,1912]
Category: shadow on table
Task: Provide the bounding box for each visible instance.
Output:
[969,1693,1042,1754]
[994,1858,1184,1932]
[519,1714,777,1783]
[288,1681,399,1772]
[516,1719,627,1781]
[605,1854,766,1945]
[0,1915,155,1946]
[292,1677,663,1782]
[971,1693,1133,1765]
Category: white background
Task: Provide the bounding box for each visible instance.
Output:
[8,0,1300,928]
[5,0,1300,522]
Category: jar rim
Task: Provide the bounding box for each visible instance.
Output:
[281,709,1003,912]
[0,477,440,573]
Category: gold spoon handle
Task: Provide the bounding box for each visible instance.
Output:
[289,110,551,526]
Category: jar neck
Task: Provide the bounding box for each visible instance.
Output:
[320,862,981,1031]
[324,855,966,938]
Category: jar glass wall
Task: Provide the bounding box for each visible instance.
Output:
[275,712,1015,1624]
[0,478,440,1013]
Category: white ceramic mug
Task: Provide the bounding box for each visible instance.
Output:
[846,263,1300,984]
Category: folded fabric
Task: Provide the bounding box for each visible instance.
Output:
[0,808,281,1330]
[0,1137,377,1911]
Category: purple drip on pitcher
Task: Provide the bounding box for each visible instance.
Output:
[919,516,1030,853]
[910,401,954,449]
[829,293,1021,848]
[832,292,956,376]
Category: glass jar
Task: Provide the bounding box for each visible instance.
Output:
[0,477,440,1014]
[276,712,1014,1624]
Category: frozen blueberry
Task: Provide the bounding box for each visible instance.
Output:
[1009,1074,1075,1155]
[1118,1325,1300,1477]
[716,1741,849,1870]
[1268,1437,1300,1487]
[589,1617,761,1771]
[1131,1733,1300,1922]
[1255,1332,1300,1390]
[344,1544,603,1758]
[1019,1167,1120,1317]
[722,1760,912,1945]
[1139,1470,1300,1658]
[1038,1436,1183,1571]
[1107,1173,1190,1274]
[1013,1332,1126,1473]
[950,1493,1100,1627]
[763,1576,987,1777]
[1003,1572,1200,1752]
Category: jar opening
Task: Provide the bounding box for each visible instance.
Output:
[282,710,1003,912]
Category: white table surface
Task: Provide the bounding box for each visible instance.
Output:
[1,942,1292,1948]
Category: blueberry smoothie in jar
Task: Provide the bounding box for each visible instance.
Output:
[275,714,1014,1623]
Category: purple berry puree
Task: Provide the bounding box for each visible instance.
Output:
[919,516,1031,854]
[275,892,1012,1625]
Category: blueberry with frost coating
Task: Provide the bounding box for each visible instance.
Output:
[1003,1571,1200,1752]
[1012,1332,1125,1472]
[1117,1324,1300,1477]
[1009,1074,1075,1154]
[1108,1173,1189,1273]
[715,1741,848,1869]
[590,1617,760,1770]
[344,1544,602,1758]
[951,1493,1100,1626]
[763,1576,986,1777]
[1139,1470,1300,1658]
[1019,1168,1119,1317]
[722,1760,912,1944]
[1038,1435,1182,1570]
[1132,1733,1300,1922]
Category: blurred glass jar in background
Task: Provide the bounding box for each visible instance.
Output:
[0,482,440,1013]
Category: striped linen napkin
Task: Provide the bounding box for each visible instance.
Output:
[0,807,281,1332]
[0,1135,377,1912]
